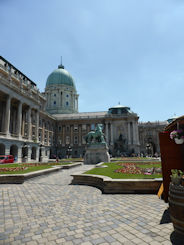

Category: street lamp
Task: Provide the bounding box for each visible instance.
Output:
[39,144,43,162]
[22,143,28,162]
[146,143,151,157]
[67,145,72,159]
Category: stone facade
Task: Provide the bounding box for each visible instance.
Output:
[138,121,167,156]
[0,56,55,162]
[0,56,168,162]
[53,107,141,158]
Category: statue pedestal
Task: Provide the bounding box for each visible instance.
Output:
[84,144,110,164]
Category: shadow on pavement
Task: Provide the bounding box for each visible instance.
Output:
[170,231,184,244]
[160,208,171,224]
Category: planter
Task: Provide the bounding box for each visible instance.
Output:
[174,138,184,144]
[169,183,184,235]
[171,176,182,185]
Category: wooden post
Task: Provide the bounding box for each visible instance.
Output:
[159,132,184,202]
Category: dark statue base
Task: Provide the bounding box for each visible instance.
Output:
[84,144,110,164]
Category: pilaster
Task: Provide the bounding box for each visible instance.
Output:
[128,122,131,145]
[5,95,11,136]
[110,122,113,145]
[35,110,39,142]
[27,107,32,140]
[17,101,22,138]
[105,122,109,145]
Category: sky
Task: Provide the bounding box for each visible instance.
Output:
[1,0,184,122]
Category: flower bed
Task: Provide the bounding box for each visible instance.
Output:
[84,161,162,179]
[0,161,77,175]
[0,167,27,172]
[115,162,162,175]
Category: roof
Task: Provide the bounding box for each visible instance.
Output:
[109,104,129,109]
[53,111,107,120]
[46,65,76,89]
[0,56,36,87]
[165,115,184,131]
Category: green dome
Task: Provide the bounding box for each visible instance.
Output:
[46,65,76,89]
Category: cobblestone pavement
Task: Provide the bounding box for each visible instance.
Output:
[0,164,183,245]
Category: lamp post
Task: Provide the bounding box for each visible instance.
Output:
[67,145,72,159]
[22,143,29,163]
[39,144,43,162]
[146,143,151,157]
[55,144,58,158]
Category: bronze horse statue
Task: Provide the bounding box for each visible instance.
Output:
[85,124,105,144]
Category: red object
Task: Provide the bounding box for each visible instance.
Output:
[159,132,184,202]
[0,155,14,164]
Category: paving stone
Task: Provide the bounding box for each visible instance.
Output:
[104,235,116,243]
[0,165,174,245]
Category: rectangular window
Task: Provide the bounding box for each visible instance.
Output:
[39,129,42,142]
[58,126,61,132]
[66,136,70,145]
[82,124,86,131]
[58,137,62,144]
[74,136,78,144]
[82,136,86,145]
[91,124,95,130]
[44,133,47,143]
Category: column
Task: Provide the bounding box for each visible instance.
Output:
[105,122,109,145]
[36,147,39,162]
[17,101,22,138]
[70,125,73,146]
[27,106,32,140]
[12,111,16,134]
[21,112,25,137]
[27,145,31,162]
[35,110,39,142]
[62,126,65,147]
[135,122,140,145]
[79,125,82,146]
[42,121,45,145]
[47,130,49,146]
[128,122,131,145]
[133,122,136,145]
[17,145,22,163]
[110,122,113,145]
[4,95,11,136]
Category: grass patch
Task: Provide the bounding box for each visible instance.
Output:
[84,161,162,179]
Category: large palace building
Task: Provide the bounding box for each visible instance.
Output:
[0,56,167,162]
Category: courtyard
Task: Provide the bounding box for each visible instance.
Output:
[0,164,182,245]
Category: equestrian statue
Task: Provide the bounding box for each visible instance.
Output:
[85,124,106,145]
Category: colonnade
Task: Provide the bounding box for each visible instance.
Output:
[2,95,40,141]
[105,121,140,146]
